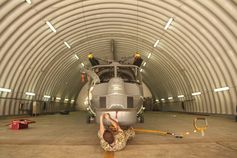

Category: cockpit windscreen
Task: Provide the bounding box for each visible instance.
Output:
[92,65,141,84]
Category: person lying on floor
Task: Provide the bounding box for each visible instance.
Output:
[98,113,135,151]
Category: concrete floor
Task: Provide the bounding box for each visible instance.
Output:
[0,111,236,158]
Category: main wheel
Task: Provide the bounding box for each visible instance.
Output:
[137,116,144,123]
[87,116,90,124]
[87,116,93,124]
[140,116,144,123]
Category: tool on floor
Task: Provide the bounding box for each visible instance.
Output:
[193,117,208,136]
[134,128,184,138]
[8,119,36,130]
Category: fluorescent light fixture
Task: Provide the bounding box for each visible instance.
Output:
[0,88,12,93]
[71,100,75,102]
[143,62,146,66]
[81,63,84,67]
[156,99,159,102]
[25,92,35,96]
[56,97,61,100]
[153,40,160,47]
[25,0,31,4]
[161,98,165,101]
[164,17,173,30]
[75,54,79,60]
[147,53,151,59]
[44,95,51,98]
[46,21,57,33]
[64,41,71,48]
[65,99,69,101]
[168,97,173,100]
[192,92,201,96]
[214,86,229,92]
[140,69,143,72]
[178,95,184,98]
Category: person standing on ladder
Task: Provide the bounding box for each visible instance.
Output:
[98,113,135,151]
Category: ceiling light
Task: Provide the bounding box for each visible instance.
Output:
[25,0,31,4]
[46,21,56,33]
[143,62,146,66]
[154,40,160,47]
[71,100,75,102]
[214,86,229,92]
[140,69,143,72]
[25,92,35,96]
[81,63,85,67]
[0,88,12,93]
[44,95,51,98]
[75,54,79,59]
[56,97,61,100]
[178,95,184,98]
[64,41,71,48]
[161,98,165,101]
[164,18,173,30]
[192,92,201,96]
[147,53,151,59]
[168,97,173,100]
[65,99,69,101]
[156,99,159,102]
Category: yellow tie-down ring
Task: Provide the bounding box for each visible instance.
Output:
[193,117,208,136]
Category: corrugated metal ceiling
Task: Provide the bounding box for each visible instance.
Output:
[0,0,236,114]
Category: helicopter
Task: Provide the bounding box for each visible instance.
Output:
[82,52,145,126]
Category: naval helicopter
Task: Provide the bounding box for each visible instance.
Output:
[82,49,145,126]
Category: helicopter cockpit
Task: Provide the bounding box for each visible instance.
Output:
[92,64,142,84]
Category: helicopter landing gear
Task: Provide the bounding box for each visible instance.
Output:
[137,115,144,123]
[87,115,95,124]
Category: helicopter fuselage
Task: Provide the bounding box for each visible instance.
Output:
[87,62,144,126]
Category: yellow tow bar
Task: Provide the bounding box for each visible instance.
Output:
[134,128,183,138]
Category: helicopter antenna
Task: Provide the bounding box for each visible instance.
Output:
[111,39,117,61]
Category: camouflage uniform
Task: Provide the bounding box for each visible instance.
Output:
[98,127,135,151]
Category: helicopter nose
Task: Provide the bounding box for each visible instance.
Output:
[107,78,126,109]
[107,77,125,95]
